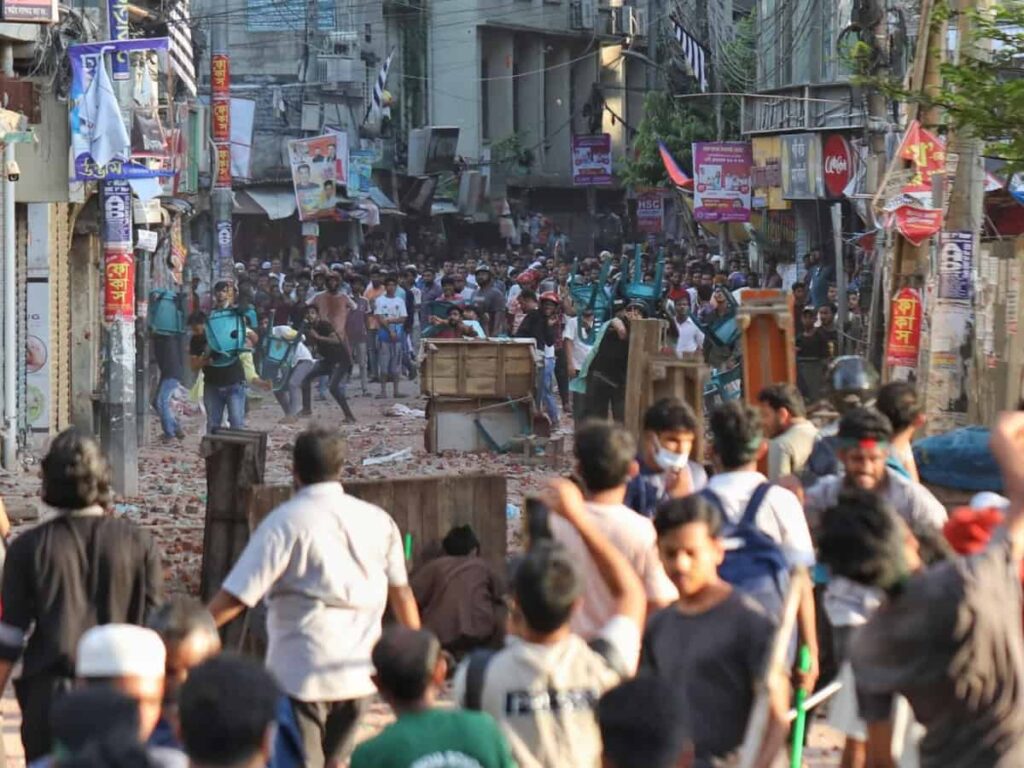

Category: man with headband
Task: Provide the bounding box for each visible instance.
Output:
[803,406,947,768]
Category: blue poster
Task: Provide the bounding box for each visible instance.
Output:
[348,149,374,198]
[101,181,132,247]
[68,38,175,181]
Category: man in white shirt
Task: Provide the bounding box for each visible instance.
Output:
[703,400,819,693]
[208,429,421,768]
[454,477,645,768]
[374,274,409,399]
[671,296,704,356]
[551,421,677,638]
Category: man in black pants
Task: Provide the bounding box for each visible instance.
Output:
[582,300,643,423]
[301,305,357,423]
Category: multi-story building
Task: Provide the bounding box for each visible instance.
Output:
[428,0,655,247]
[191,0,393,259]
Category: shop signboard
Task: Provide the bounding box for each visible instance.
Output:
[780,133,822,199]
[822,133,853,198]
[636,189,664,234]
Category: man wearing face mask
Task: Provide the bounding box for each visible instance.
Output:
[625,398,709,520]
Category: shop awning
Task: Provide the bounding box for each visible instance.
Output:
[431,199,460,216]
[368,186,404,216]
[234,188,297,220]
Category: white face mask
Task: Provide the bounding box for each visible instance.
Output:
[653,436,690,471]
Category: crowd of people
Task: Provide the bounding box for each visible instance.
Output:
[3,354,1024,767]
[153,240,867,439]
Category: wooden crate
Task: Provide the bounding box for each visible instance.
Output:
[425,396,533,453]
[623,319,707,459]
[245,474,508,575]
[421,339,536,399]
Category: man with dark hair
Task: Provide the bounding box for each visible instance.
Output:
[454,478,646,768]
[642,495,787,768]
[802,406,946,766]
[703,402,818,687]
[374,273,408,399]
[598,676,693,768]
[190,280,247,433]
[817,411,1024,768]
[179,655,279,768]
[147,598,222,750]
[410,525,507,656]
[208,428,420,768]
[876,381,925,482]
[757,383,818,480]
[0,429,163,761]
[625,398,709,519]
[351,627,515,768]
[554,421,677,637]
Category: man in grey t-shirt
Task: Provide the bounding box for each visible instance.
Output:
[817,410,1024,768]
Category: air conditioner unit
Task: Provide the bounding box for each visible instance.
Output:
[569,0,596,29]
[317,55,362,91]
[610,6,626,36]
[629,7,646,38]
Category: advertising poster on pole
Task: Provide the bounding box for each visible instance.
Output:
[925,302,973,431]
[571,134,612,186]
[25,280,50,432]
[938,231,974,301]
[692,141,752,222]
[885,287,922,369]
[288,133,349,221]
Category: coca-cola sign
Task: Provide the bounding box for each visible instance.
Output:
[822,133,853,198]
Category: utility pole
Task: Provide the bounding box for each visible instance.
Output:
[864,0,890,368]
[101,0,138,495]
[1,42,15,469]
[211,10,232,279]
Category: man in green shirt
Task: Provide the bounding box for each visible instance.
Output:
[351,626,515,768]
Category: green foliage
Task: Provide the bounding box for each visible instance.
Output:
[871,1,1024,168]
[489,133,534,172]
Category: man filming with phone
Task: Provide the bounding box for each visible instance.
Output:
[453,463,647,768]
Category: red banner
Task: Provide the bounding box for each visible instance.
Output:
[892,205,942,246]
[215,144,231,189]
[897,120,945,194]
[886,287,923,368]
[211,54,230,97]
[103,250,135,321]
[211,100,230,143]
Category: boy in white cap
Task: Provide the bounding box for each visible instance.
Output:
[75,623,187,768]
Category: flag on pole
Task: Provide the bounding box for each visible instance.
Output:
[167,0,197,97]
[81,56,131,168]
[671,19,708,93]
[658,141,692,188]
[370,49,395,122]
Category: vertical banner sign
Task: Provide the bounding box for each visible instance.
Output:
[102,181,135,321]
[938,231,974,301]
[108,0,131,81]
[216,221,232,269]
[636,189,664,234]
[886,287,923,368]
[348,149,374,198]
[571,134,613,186]
[211,54,231,190]
[693,141,753,222]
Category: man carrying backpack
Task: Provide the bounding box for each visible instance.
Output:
[702,401,819,693]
